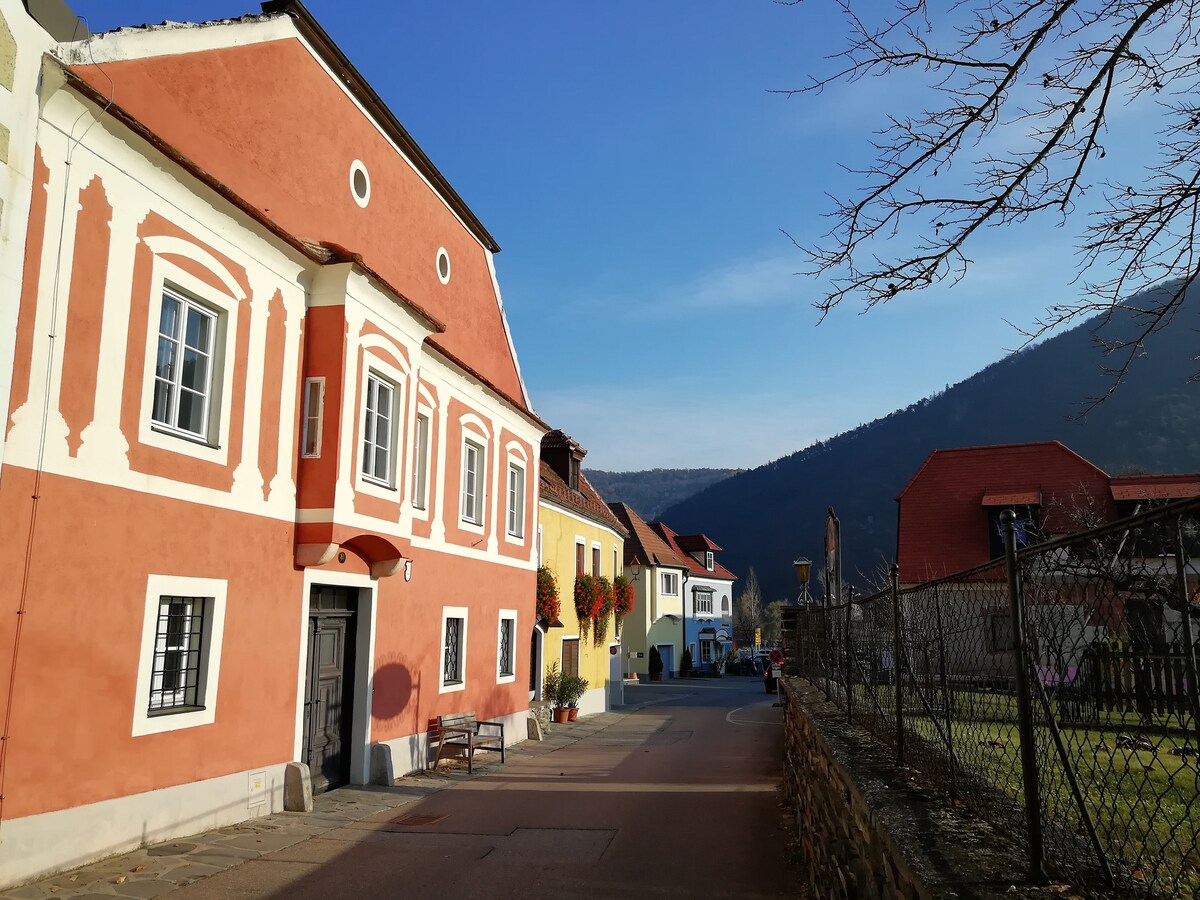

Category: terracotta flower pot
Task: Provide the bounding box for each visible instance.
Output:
[552,707,570,724]
[568,707,579,722]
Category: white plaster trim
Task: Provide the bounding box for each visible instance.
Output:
[485,249,532,411]
[438,605,468,694]
[56,17,296,65]
[0,761,289,891]
[131,574,227,737]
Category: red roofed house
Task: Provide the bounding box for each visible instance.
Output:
[895,441,1200,679]
[0,1,544,886]
[650,523,737,671]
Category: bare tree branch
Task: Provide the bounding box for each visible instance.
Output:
[785,0,1200,393]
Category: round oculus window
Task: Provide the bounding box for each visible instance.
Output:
[436,247,451,284]
[349,160,370,208]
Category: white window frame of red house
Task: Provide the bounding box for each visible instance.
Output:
[461,439,485,525]
[661,572,679,595]
[301,377,325,459]
[439,606,469,694]
[138,253,241,467]
[411,410,431,510]
[496,609,517,683]
[458,415,491,530]
[361,371,397,488]
[132,574,227,736]
[505,441,528,543]
[705,551,714,571]
[151,286,219,443]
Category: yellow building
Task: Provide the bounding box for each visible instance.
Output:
[607,503,693,678]
[535,430,628,715]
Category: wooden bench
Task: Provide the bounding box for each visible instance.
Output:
[430,712,505,774]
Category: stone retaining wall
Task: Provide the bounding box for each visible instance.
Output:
[779,678,1032,900]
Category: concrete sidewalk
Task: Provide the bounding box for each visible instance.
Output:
[1,711,633,900]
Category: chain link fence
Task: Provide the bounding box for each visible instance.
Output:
[787,496,1200,897]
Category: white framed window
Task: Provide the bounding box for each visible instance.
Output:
[461,439,485,525]
[412,412,430,510]
[132,575,227,736]
[700,640,715,664]
[705,551,714,571]
[439,606,468,693]
[575,539,586,575]
[301,377,324,458]
[695,589,714,615]
[151,286,219,442]
[497,610,517,683]
[362,372,397,487]
[537,524,544,567]
[507,462,525,539]
[661,572,679,595]
[592,543,602,576]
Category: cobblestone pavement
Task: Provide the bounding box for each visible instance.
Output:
[1,711,628,900]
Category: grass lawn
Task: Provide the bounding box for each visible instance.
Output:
[842,680,1200,895]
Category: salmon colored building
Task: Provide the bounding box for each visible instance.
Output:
[0,1,544,886]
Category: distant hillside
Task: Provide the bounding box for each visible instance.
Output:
[585,468,742,521]
[659,285,1200,606]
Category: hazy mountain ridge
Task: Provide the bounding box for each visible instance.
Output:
[584,468,743,521]
[654,288,1200,606]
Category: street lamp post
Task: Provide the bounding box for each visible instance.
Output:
[793,557,812,607]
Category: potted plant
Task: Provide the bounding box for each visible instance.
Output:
[648,645,663,681]
[680,647,694,678]
[561,674,588,721]
[545,662,569,724]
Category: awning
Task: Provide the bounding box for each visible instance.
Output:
[982,490,1041,506]
[698,627,717,636]
[1112,482,1200,501]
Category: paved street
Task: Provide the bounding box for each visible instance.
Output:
[5,677,794,900]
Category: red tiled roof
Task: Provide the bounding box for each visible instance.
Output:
[606,503,691,569]
[896,441,1113,581]
[539,461,627,537]
[649,521,737,582]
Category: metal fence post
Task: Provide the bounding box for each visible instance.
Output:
[1002,509,1045,884]
[1173,517,1200,754]
[846,597,854,723]
[891,564,905,766]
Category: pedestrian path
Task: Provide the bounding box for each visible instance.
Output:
[0,711,631,900]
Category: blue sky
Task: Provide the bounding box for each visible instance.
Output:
[72,1,1151,470]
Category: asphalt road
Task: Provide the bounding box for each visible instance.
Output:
[176,676,794,899]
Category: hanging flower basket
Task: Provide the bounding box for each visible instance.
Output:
[537,566,560,623]
[593,577,615,646]
[574,574,605,640]
[613,574,634,619]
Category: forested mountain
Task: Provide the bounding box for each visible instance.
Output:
[657,287,1200,606]
[584,468,742,521]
